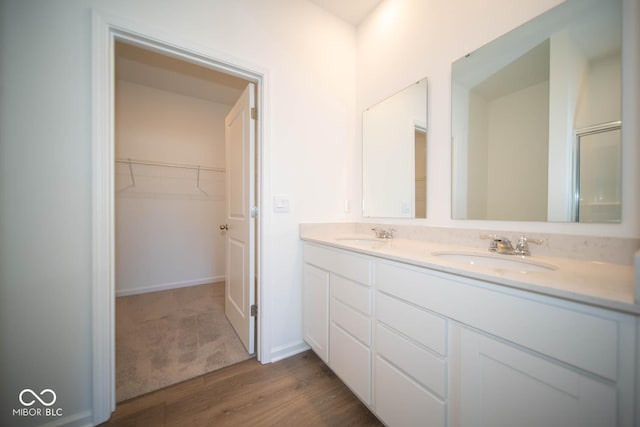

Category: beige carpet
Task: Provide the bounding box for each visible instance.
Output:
[115,282,252,402]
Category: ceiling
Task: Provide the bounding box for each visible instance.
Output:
[115,42,248,106]
[309,0,383,26]
[472,40,550,101]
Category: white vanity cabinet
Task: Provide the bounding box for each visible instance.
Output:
[456,326,616,427]
[303,243,373,404]
[302,262,329,362]
[374,291,448,426]
[302,242,638,427]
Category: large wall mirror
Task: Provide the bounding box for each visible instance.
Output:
[363,78,428,218]
[451,0,621,223]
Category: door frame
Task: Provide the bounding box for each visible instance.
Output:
[91,10,269,425]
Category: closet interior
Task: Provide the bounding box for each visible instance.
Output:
[113,41,253,402]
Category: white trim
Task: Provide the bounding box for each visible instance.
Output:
[269,341,311,363]
[91,9,270,424]
[257,65,270,366]
[91,10,115,425]
[115,276,225,297]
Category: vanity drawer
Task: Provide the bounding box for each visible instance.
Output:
[304,243,370,285]
[376,292,447,356]
[375,260,619,381]
[331,297,371,346]
[376,323,447,399]
[331,274,371,316]
[375,356,445,427]
[330,323,371,405]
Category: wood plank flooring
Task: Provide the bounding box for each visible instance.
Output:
[101,350,383,426]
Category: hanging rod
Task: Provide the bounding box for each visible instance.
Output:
[115,158,224,172]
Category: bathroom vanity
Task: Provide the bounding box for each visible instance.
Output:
[301,224,639,427]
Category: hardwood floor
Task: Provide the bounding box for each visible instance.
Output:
[101,350,383,426]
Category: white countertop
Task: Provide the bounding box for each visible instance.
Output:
[301,232,639,315]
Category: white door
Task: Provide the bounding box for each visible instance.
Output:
[223,83,255,354]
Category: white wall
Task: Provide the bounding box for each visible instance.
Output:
[355,0,639,237]
[458,81,549,221]
[0,0,355,424]
[115,80,227,296]
[486,80,549,221]
[466,91,489,219]
[575,52,622,128]
[115,81,228,167]
[451,81,470,218]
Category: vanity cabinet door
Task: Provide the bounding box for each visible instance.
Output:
[374,292,447,427]
[302,263,329,363]
[375,355,445,427]
[458,327,616,427]
[330,273,372,405]
[330,322,372,405]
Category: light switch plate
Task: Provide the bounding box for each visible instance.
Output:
[273,195,290,213]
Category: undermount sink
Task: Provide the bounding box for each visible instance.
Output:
[431,251,556,273]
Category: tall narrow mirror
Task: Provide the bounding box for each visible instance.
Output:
[363,78,428,218]
[451,0,621,222]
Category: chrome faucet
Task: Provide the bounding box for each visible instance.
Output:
[481,234,543,257]
[371,226,395,239]
[514,236,543,256]
[482,234,516,255]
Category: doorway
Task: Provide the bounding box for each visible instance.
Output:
[91,14,267,423]
[113,41,257,401]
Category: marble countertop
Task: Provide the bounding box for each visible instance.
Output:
[301,231,639,315]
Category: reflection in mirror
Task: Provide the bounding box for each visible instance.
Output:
[451,0,621,222]
[415,128,427,218]
[363,78,427,218]
[575,121,621,223]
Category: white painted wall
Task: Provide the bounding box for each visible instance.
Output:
[115,80,227,296]
[575,52,622,128]
[467,91,489,219]
[487,80,549,221]
[115,81,228,167]
[356,0,639,237]
[451,81,470,218]
[0,0,355,424]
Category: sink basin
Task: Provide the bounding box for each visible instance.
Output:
[431,251,556,273]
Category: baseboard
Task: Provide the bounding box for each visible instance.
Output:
[39,410,93,427]
[116,276,225,297]
[269,340,311,363]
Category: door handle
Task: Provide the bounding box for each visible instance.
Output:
[219,224,229,231]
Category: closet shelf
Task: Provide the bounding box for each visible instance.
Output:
[116,158,223,195]
[115,158,224,172]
